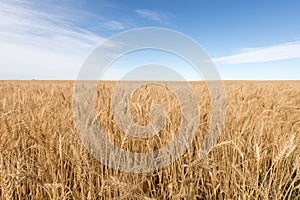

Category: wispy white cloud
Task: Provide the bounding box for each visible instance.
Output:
[0,0,108,79]
[213,41,300,64]
[103,20,125,30]
[135,9,168,22]
[0,0,105,53]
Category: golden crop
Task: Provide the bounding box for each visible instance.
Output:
[0,80,299,199]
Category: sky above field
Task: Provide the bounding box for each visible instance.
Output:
[0,0,300,80]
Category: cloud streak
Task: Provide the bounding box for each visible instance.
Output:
[0,0,107,79]
[0,0,105,53]
[135,9,168,22]
[103,20,125,30]
[213,41,300,64]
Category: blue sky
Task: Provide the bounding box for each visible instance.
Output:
[0,0,299,80]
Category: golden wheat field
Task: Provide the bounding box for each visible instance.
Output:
[0,80,299,199]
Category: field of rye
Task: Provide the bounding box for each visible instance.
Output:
[0,80,299,199]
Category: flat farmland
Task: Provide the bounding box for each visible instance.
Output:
[0,80,299,199]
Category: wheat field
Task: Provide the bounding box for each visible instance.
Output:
[0,80,299,199]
